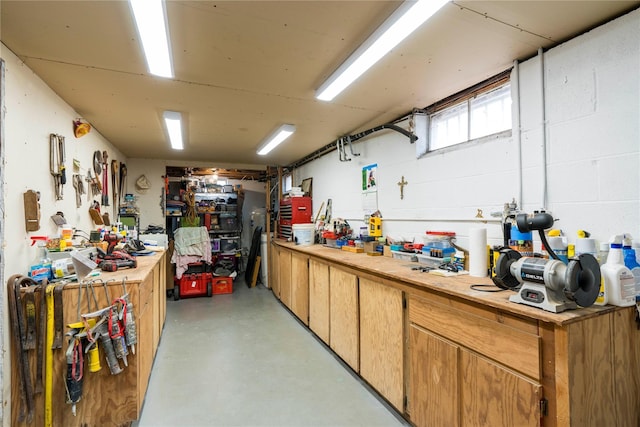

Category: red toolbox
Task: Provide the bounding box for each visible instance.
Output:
[278,196,312,240]
[173,272,213,300]
[212,276,233,295]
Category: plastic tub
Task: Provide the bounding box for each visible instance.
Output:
[292,223,315,246]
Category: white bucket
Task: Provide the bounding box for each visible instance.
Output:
[292,223,315,246]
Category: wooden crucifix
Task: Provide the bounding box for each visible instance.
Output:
[397,176,408,200]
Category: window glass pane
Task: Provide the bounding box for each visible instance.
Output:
[428,81,511,152]
[283,174,292,192]
[429,102,468,150]
[469,84,511,139]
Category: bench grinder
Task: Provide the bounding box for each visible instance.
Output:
[492,212,601,313]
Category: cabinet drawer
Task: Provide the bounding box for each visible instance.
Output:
[408,295,541,380]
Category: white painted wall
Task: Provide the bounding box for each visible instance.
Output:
[295,9,640,252]
[1,43,127,423]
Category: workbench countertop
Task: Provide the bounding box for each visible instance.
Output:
[274,240,619,326]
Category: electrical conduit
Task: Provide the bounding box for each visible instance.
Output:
[539,47,549,210]
[512,60,523,209]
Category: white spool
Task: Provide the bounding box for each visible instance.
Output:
[469,227,488,277]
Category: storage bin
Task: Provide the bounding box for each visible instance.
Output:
[212,276,233,294]
[220,214,237,231]
[184,262,212,274]
[220,237,239,252]
[174,272,212,299]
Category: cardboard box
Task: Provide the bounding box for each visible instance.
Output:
[363,241,378,253]
[383,245,392,257]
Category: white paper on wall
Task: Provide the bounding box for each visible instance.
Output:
[362,163,378,215]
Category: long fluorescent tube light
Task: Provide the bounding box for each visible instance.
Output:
[316,0,448,101]
[257,124,296,155]
[129,0,173,78]
[163,111,183,150]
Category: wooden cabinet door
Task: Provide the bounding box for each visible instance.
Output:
[309,259,330,344]
[290,253,309,325]
[270,244,280,298]
[151,263,160,356]
[460,350,541,427]
[158,251,167,327]
[410,323,542,427]
[329,267,359,371]
[409,325,460,427]
[137,299,154,414]
[359,278,404,410]
[279,249,292,307]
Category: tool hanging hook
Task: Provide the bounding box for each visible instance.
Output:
[346,135,360,158]
[337,137,348,162]
[338,136,355,162]
[335,122,417,163]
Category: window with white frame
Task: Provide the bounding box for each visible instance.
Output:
[283,173,292,193]
[429,82,511,151]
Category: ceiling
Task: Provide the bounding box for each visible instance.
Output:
[2,1,638,167]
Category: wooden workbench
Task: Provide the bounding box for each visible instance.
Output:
[271,240,640,427]
[10,250,167,427]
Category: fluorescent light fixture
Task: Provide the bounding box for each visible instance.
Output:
[163,111,183,150]
[316,0,448,101]
[129,0,173,78]
[257,124,296,155]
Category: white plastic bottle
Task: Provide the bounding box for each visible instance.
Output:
[622,235,640,296]
[599,235,636,307]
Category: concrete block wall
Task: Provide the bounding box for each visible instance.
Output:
[294,8,640,251]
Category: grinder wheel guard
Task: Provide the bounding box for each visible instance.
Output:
[492,249,522,290]
[564,253,600,307]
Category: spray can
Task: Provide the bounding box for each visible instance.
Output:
[622,235,640,297]
[598,235,635,307]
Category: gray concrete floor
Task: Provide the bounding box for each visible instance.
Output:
[134,278,407,427]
